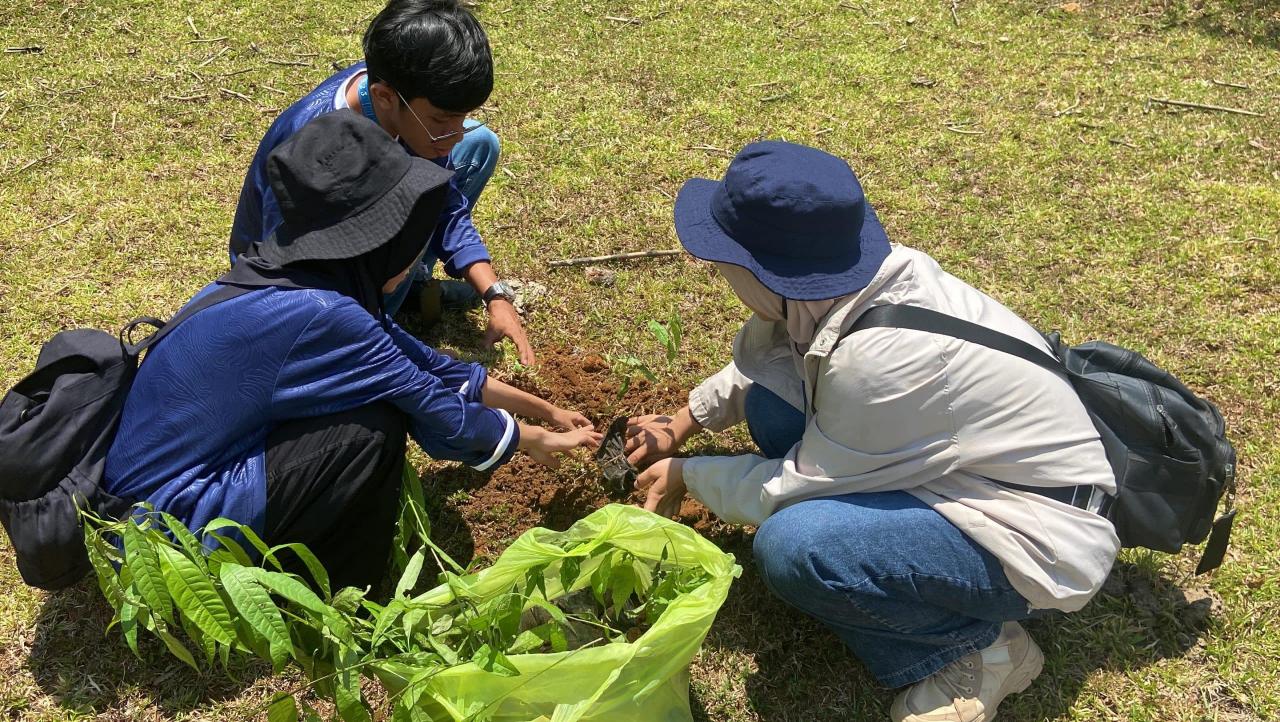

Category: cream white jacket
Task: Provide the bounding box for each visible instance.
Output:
[684,244,1119,612]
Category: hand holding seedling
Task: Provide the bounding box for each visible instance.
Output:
[625,406,702,467]
[636,458,687,518]
[519,424,602,469]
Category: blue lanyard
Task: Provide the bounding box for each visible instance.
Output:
[356,75,379,126]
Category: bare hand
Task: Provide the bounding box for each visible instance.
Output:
[522,425,602,469]
[636,458,687,518]
[550,407,594,432]
[483,300,536,366]
[625,407,699,467]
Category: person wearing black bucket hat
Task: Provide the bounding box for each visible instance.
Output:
[229,0,536,366]
[627,141,1120,722]
[103,113,599,592]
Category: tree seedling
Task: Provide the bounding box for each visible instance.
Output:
[595,417,638,496]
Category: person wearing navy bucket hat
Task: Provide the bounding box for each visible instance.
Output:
[627,141,1120,722]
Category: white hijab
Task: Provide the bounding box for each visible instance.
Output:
[715,263,844,352]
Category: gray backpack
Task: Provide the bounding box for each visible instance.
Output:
[847,304,1237,574]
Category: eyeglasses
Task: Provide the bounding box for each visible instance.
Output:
[395,89,488,143]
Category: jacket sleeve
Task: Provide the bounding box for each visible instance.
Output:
[271,299,517,471]
[683,327,960,525]
[429,176,491,278]
[385,320,486,402]
[687,362,752,433]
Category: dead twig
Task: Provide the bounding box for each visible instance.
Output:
[549,249,683,268]
[1248,138,1271,151]
[1108,137,1137,149]
[219,87,252,102]
[221,67,256,78]
[1147,97,1264,117]
[186,16,200,36]
[944,123,984,135]
[747,80,781,88]
[603,15,642,25]
[1210,79,1250,90]
[1053,96,1081,117]
[4,46,44,54]
[686,144,732,157]
[166,93,208,101]
[189,36,228,44]
[196,46,230,68]
[29,214,75,235]
[266,58,312,67]
[10,150,55,175]
[951,0,960,26]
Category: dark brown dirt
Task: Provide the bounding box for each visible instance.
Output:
[420,347,743,565]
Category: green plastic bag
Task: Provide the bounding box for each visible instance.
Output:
[371,503,741,722]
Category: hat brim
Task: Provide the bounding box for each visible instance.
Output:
[673,177,891,301]
[267,158,454,264]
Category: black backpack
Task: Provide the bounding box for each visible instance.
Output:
[0,284,248,589]
[847,304,1237,574]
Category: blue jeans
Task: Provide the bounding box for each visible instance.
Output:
[384,120,499,317]
[744,384,1033,688]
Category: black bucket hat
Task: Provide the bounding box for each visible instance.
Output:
[263,112,453,264]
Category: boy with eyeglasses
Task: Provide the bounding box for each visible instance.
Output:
[230,0,534,364]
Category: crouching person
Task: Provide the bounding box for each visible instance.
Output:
[104,114,599,592]
[626,141,1118,722]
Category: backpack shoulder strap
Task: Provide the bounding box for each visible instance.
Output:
[841,304,1064,375]
[119,283,253,356]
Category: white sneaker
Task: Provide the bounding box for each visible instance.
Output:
[890,621,1044,722]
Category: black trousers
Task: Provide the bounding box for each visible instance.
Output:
[262,403,407,592]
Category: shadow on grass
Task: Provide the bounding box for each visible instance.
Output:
[1161,0,1280,49]
[696,537,1214,722]
[25,579,271,717]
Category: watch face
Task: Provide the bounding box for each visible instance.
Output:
[487,281,516,302]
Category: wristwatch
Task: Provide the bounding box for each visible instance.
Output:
[482,280,517,306]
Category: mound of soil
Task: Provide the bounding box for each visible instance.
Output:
[421,347,741,564]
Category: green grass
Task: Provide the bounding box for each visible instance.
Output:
[2,0,1279,719]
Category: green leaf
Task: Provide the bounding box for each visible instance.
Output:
[220,565,292,671]
[265,542,332,598]
[505,629,544,655]
[157,512,208,572]
[153,619,200,671]
[203,530,255,568]
[647,319,670,350]
[123,520,174,624]
[267,693,299,722]
[334,648,372,722]
[609,561,637,617]
[119,594,141,656]
[471,643,520,677]
[369,599,406,649]
[428,612,454,637]
[427,635,459,665]
[84,528,127,610]
[395,547,426,598]
[558,556,582,595]
[669,311,683,354]
[156,545,236,647]
[330,586,366,615]
[238,567,329,615]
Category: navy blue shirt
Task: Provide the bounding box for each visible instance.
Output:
[229,62,491,278]
[103,285,518,535]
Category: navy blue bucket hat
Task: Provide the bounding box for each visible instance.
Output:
[674,141,891,300]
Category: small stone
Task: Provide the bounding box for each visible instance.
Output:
[1060,2,1081,12]
[584,266,615,286]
